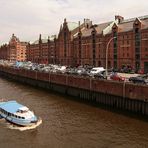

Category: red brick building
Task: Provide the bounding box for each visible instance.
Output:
[2,15,147,73]
[0,44,9,60]
[56,18,93,65]
[26,34,56,64]
[72,15,148,73]
[110,16,148,72]
[26,18,93,65]
[0,34,27,61]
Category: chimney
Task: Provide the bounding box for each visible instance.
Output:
[79,21,80,27]
[115,15,124,23]
[64,18,67,23]
[48,36,50,42]
[39,34,42,40]
[84,18,86,24]
[90,21,93,26]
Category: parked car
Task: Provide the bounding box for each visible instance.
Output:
[94,73,106,79]
[90,67,105,75]
[77,68,86,75]
[80,70,90,77]
[110,73,125,81]
[129,76,148,84]
[142,74,148,79]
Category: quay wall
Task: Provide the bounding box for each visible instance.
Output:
[0,66,148,116]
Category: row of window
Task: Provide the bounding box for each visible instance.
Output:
[0,108,25,119]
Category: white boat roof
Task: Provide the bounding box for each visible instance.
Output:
[19,106,29,111]
[0,100,28,114]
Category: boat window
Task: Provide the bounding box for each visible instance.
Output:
[17,109,28,113]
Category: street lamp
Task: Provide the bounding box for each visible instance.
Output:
[105,36,116,79]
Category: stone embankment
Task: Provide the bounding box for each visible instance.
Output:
[0,66,148,116]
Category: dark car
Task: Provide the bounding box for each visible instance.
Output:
[94,73,106,79]
[129,76,148,84]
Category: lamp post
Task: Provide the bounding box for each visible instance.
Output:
[105,36,116,79]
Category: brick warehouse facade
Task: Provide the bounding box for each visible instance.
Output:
[26,34,56,64]
[0,34,27,62]
[1,15,148,72]
[72,15,148,72]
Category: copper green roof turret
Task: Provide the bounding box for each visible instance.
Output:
[67,22,79,31]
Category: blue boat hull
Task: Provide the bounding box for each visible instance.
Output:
[7,116,38,126]
[5,118,38,127]
[0,113,38,126]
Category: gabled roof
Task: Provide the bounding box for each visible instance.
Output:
[42,39,48,43]
[67,22,79,31]
[33,39,48,44]
[81,28,93,37]
[121,15,148,24]
[32,34,56,44]
[33,40,39,44]
[80,21,114,37]
[118,21,134,32]
[96,21,113,35]
[141,19,148,29]
[118,15,148,32]
[50,35,56,41]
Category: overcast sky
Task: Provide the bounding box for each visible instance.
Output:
[0,0,148,45]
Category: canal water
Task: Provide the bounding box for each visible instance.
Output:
[0,78,148,148]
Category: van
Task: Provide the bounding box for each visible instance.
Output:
[90,67,105,75]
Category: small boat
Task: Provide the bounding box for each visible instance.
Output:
[0,100,38,126]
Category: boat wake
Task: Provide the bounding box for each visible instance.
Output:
[0,118,42,131]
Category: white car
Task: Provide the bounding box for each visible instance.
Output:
[90,67,105,75]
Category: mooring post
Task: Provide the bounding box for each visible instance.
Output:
[123,80,126,99]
